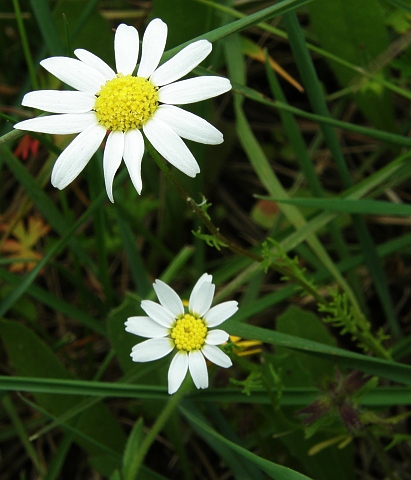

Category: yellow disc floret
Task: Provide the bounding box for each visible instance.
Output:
[170,314,208,352]
[94,74,159,132]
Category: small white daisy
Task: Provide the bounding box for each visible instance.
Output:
[14,19,231,202]
[125,273,237,394]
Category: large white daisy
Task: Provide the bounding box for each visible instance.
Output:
[14,19,231,202]
[125,273,237,394]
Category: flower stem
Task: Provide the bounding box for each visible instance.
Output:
[146,139,392,360]
[146,139,323,304]
[124,383,186,480]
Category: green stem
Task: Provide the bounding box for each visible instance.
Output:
[124,383,187,480]
[12,0,39,91]
[145,140,392,360]
[145,139,324,305]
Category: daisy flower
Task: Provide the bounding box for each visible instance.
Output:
[14,19,231,202]
[125,273,237,394]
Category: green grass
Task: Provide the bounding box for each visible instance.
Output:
[1,0,411,479]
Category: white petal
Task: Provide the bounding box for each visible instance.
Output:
[205,329,229,345]
[153,279,184,317]
[204,301,238,327]
[51,124,106,189]
[103,130,124,203]
[115,24,139,75]
[189,274,212,308]
[137,18,168,79]
[143,117,200,177]
[189,280,215,317]
[204,300,238,327]
[74,48,116,80]
[131,337,174,362]
[150,40,212,87]
[14,112,97,134]
[188,350,208,389]
[123,129,144,194]
[21,90,96,114]
[202,344,232,368]
[158,76,231,105]
[41,57,106,93]
[141,300,175,328]
[125,316,169,338]
[154,105,223,145]
[74,48,116,81]
[168,351,188,394]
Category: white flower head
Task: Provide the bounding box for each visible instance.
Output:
[14,19,231,202]
[125,273,238,394]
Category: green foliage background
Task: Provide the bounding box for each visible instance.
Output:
[1,0,411,479]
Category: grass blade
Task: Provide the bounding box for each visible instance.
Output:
[262,197,411,216]
[282,12,400,335]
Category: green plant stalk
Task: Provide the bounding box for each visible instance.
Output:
[226,39,364,317]
[124,385,186,480]
[145,140,323,305]
[263,51,365,307]
[12,0,39,91]
[146,140,392,360]
[318,292,392,361]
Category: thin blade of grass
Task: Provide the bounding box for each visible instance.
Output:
[13,0,39,89]
[1,145,96,272]
[87,155,115,307]
[162,0,312,60]
[0,268,105,335]
[261,197,411,216]
[224,34,360,312]
[278,152,411,252]
[219,79,411,147]
[2,376,411,406]
[114,205,152,298]
[28,0,64,55]
[0,185,107,317]
[263,51,364,306]
[181,402,313,480]
[282,12,400,335]
[2,394,45,476]
[200,403,268,480]
[198,0,411,102]
[231,82,362,316]
[224,320,411,385]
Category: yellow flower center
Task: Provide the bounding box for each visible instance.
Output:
[94,74,159,132]
[170,314,208,352]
